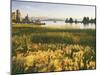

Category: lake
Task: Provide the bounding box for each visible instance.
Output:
[41,21,96,29]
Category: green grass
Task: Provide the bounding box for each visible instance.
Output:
[12,26,96,74]
[12,27,96,47]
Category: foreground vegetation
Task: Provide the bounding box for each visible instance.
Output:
[12,27,96,75]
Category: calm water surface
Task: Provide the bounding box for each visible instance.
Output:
[41,21,95,29]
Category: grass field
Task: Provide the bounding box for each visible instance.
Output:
[12,25,96,74]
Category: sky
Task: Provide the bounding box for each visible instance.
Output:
[12,0,96,19]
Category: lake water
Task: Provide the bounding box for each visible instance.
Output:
[41,21,96,29]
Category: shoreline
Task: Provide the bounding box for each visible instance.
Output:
[12,24,96,30]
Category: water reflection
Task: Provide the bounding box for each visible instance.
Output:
[41,21,95,29]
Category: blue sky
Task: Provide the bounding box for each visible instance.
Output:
[12,0,95,19]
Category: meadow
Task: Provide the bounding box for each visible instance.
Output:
[12,26,96,74]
